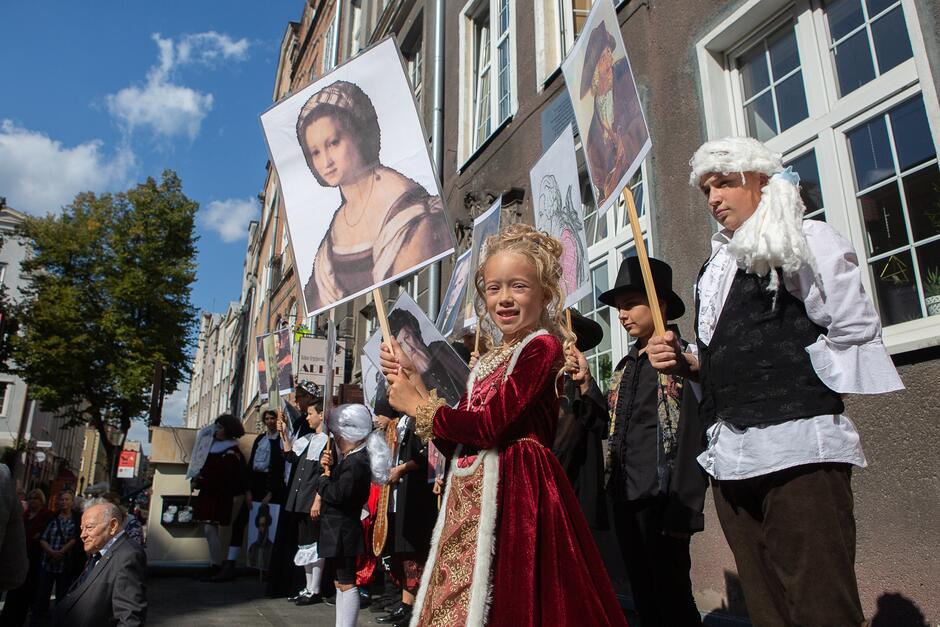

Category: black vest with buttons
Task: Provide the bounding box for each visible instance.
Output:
[696,266,844,428]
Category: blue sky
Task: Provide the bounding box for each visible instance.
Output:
[1,2,302,431]
[0,1,299,309]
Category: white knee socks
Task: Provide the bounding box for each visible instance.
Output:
[335,587,360,627]
[304,558,324,594]
[204,524,222,566]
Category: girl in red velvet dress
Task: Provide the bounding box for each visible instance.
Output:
[382,224,628,627]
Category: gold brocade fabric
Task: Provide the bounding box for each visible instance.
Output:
[416,456,485,626]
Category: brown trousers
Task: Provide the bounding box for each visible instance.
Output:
[712,463,865,627]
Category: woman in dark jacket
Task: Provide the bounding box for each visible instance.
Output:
[193,414,248,580]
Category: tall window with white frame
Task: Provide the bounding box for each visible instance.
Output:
[824,0,913,97]
[406,35,424,110]
[733,21,809,141]
[697,0,940,351]
[464,0,515,159]
[578,160,652,388]
[472,10,492,148]
[847,95,940,324]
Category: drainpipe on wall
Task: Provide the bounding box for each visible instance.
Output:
[428,0,445,321]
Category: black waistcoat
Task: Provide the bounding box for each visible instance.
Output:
[696,266,844,428]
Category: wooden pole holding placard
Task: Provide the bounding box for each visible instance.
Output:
[372,288,394,351]
[621,186,666,337]
[474,320,481,354]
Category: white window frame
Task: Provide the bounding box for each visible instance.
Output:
[534,0,594,88]
[578,148,653,385]
[457,0,518,168]
[0,381,10,418]
[695,0,940,354]
[322,9,339,74]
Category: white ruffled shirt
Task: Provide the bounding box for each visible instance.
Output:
[696,220,904,480]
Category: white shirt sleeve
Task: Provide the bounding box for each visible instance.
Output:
[784,221,904,394]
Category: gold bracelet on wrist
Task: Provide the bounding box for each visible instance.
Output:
[414,389,446,442]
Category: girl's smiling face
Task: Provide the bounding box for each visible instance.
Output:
[483,252,548,343]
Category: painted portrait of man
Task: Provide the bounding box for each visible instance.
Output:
[562,0,651,214]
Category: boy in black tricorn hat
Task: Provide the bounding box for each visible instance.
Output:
[574,256,707,627]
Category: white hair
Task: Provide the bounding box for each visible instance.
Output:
[85,499,125,525]
[329,404,392,484]
[690,136,817,291]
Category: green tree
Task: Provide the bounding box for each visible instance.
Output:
[11,171,199,475]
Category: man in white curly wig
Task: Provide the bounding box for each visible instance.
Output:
[648,136,904,626]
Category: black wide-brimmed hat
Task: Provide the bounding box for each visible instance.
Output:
[568,308,604,353]
[598,256,686,320]
[579,24,616,98]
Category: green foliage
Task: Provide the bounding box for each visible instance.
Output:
[10,171,199,455]
[926,267,940,299]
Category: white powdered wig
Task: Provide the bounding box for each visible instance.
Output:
[690,136,816,291]
[330,403,392,484]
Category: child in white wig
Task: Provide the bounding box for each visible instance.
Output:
[313,404,391,627]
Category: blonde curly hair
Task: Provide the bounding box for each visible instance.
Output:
[472,223,576,346]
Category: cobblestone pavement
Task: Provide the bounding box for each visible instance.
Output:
[148,573,390,626]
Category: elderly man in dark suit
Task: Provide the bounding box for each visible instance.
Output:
[55,501,147,626]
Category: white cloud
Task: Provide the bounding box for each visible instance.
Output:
[108,81,213,141]
[107,32,250,141]
[161,385,189,427]
[0,120,134,214]
[202,197,259,242]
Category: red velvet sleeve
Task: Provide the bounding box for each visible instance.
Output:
[432,334,562,449]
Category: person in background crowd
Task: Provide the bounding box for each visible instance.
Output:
[579,257,707,626]
[649,137,905,626]
[1,488,53,626]
[101,492,144,547]
[371,412,437,627]
[31,490,78,625]
[220,409,287,581]
[266,381,324,599]
[1,463,28,592]
[315,404,392,627]
[551,308,609,531]
[192,414,248,582]
[278,382,329,606]
[54,500,147,627]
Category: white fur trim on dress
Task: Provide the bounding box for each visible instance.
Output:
[410,329,548,627]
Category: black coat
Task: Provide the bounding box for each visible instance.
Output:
[553,377,610,530]
[582,343,711,534]
[284,435,328,514]
[314,448,371,559]
[54,534,147,627]
[390,424,437,556]
[247,433,287,504]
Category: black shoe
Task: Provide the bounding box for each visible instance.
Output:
[287,590,307,603]
[209,560,237,583]
[359,590,372,609]
[377,605,411,624]
[323,595,336,606]
[370,596,400,613]
[392,615,412,627]
[295,593,323,606]
[194,564,221,581]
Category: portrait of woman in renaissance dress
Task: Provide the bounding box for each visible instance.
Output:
[295,80,451,311]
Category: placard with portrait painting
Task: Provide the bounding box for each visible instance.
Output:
[529,124,591,307]
[260,37,454,318]
[364,292,470,408]
[561,0,651,216]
